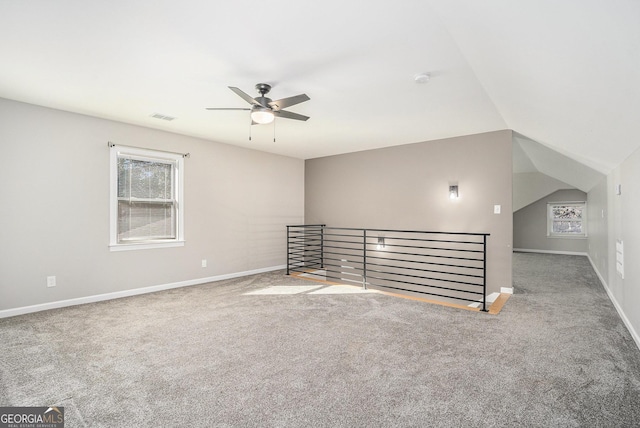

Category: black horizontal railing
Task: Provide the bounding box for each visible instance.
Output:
[286,225,490,311]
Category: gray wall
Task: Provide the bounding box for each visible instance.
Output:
[305,130,513,294]
[513,189,588,254]
[586,178,609,277]
[588,146,640,347]
[0,98,304,312]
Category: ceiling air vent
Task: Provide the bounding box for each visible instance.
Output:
[150,113,176,121]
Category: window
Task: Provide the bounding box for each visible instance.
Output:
[110,145,184,251]
[547,202,586,238]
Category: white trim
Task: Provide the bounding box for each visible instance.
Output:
[109,240,185,252]
[486,292,500,303]
[513,248,589,256]
[109,145,185,249]
[587,255,640,351]
[500,287,514,294]
[546,235,587,240]
[468,292,501,308]
[547,201,587,238]
[0,265,286,319]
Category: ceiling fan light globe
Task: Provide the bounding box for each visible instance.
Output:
[251,109,275,124]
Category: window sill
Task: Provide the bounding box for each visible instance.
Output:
[546,235,587,240]
[109,240,185,252]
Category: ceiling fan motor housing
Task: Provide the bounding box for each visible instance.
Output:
[255,83,272,96]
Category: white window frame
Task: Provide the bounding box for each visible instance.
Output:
[547,201,587,238]
[109,145,184,251]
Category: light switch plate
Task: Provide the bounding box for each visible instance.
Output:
[494,205,501,214]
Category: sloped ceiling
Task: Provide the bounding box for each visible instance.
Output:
[513,133,603,192]
[0,1,638,173]
[512,172,574,212]
[428,0,640,174]
[512,131,603,210]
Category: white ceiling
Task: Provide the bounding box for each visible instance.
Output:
[1,1,639,174]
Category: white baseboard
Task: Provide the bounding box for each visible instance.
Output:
[513,248,588,256]
[587,255,640,351]
[500,287,514,294]
[0,265,286,319]
[468,292,501,308]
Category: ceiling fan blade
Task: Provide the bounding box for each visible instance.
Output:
[205,107,251,110]
[274,110,310,121]
[229,86,260,106]
[268,94,310,111]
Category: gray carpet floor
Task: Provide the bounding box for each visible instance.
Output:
[1,253,639,427]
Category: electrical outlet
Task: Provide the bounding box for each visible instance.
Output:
[47,276,56,287]
[494,205,501,214]
[201,259,207,268]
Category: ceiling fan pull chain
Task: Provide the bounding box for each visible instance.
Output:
[273,119,276,142]
[249,120,252,141]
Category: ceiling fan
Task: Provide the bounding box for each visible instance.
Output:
[207,83,310,125]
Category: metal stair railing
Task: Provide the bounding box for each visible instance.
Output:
[287,225,490,311]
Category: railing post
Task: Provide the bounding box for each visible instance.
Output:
[321,225,325,269]
[362,229,368,290]
[482,234,488,312]
[286,225,291,275]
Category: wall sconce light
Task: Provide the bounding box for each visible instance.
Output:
[377,236,386,250]
[449,184,459,200]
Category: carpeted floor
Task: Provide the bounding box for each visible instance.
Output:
[1,253,639,427]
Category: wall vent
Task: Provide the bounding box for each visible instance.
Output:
[150,113,176,121]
